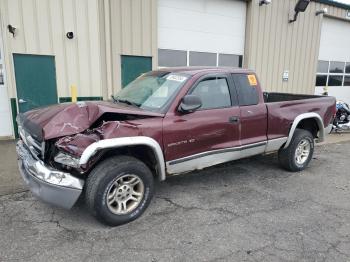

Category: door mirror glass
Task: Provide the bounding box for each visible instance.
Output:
[178,95,202,113]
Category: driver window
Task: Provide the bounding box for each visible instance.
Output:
[191,77,231,110]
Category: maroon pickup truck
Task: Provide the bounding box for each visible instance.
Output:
[16,67,335,226]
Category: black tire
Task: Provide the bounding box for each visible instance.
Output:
[278,128,314,172]
[85,155,154,226]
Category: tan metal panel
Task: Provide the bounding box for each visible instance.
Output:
[243,0,252,68]
[9,0,27,52]
[88,0,104,97]
[109,0,122,94]
[76,0,91,96]
[0,0,16,98]
[61,0,80,93]
[302,2,317,93]
[108,0,157,92]
[97,0,109,99]
[121,0,132,54]
[292,2,306,93]
[21,0,38,53]
[272,0,286,92]
[141,0,152,55]
[245,0,346,95]
[131,0,142,54]
[49,0,68,97]
[35,0,53,54]
[307,2,322,93]
[2,0,104,99]
[265,0,278,91]
[151,0,157,68]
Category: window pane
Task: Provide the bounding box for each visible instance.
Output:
[218,54,240,67]
[191,77,231,109]
[158,49,187,67]
[315,75,327,86]
[189,51,216,66]
[329,61,345,73]
[346,63,350,74]
[317,60,329,73]
[344,76,350,86]
[328,75,343,86]
[232,74,259,106]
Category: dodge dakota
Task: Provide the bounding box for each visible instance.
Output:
[16,67,336,226]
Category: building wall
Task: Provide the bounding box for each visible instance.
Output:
[0,0,104,100]
[106,0,158,95]
[244,0,347,94]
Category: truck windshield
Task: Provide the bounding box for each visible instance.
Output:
[114,73,188,112]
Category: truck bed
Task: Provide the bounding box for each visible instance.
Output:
[263,92,326,103]
[263,92,336,140]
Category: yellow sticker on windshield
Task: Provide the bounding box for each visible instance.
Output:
[247,74,257,86]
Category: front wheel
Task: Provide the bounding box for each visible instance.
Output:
[278,128,314,172]
[85,155,154,226]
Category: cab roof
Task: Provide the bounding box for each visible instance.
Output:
[155,67,255,76]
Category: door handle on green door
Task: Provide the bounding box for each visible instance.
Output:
[18,99,27,103]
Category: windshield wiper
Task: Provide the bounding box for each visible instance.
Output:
[114,97,141,107]
[111,95,117,103]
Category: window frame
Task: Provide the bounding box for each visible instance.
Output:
[230,73,260,107]
[315,60,350,87]
[315,74,328,87]
[157,48,243,68]
[186,73,237,111]
[158,49,188,67]
[189,51,217,67]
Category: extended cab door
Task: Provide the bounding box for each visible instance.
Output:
[163,74,240,173]
[231,73,268,146]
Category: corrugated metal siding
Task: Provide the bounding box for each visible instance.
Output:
[0,0,103,98]
[244,0,347,94]
[107,0,157,94]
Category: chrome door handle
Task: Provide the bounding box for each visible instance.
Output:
[18,99,27,103]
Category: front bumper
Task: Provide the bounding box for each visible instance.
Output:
[16,140,84,209]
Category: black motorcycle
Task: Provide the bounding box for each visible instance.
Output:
[331,101,350,132]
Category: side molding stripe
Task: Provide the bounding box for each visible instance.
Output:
[168,141,267,166]
[79,136,166,181]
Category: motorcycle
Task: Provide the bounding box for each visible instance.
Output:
[331,100,350,132]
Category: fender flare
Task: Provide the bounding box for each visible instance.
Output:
[79,136,166,181]
[284,112,325,149]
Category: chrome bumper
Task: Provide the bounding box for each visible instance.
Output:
[16,140,84,209]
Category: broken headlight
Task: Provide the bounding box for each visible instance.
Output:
[54,152,80,168]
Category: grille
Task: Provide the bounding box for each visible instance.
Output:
[18,125,43,160]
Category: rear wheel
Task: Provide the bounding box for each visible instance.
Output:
[278,128,314,172]
[85,155,154,226]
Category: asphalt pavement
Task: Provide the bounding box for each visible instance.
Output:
[0,137,350,261]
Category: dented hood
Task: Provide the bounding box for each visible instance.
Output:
[19,101,164,141]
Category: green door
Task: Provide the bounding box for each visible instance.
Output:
[13,54,58,112]
[121,55,152,87]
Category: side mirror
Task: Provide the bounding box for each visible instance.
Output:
[178,95,202,113]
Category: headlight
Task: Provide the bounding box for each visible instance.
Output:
[54,152,80,168]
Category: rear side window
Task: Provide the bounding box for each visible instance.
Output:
[190,77,231,110]
[232,74,259,106]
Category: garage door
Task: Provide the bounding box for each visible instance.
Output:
[158,0,246,67]
[315,18,350,102]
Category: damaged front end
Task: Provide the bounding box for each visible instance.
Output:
[16,128,84,209]
[53,120,142,172]
[16,100,164,209]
